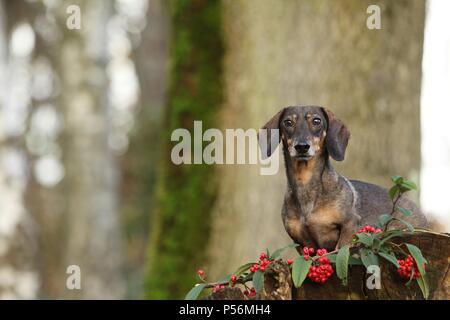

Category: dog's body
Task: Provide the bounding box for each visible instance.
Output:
[260,106,427,252]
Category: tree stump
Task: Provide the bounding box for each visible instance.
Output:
[207,230,449,300]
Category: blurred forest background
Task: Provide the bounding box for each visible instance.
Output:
[0,0,448,299]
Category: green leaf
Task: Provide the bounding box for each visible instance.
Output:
[377,214,394,228]
[394,218,415,232]
[378,251,399,267]
[406,244,427,276]
[269,243,299,259]
[379,230,405,245]
[185,284,206,300]
[270,248,283,259]
[336,245,350,285]
[398,207,413,217]
[233,262,256,277]
[390,175,403,184]
[216,274,232,283]
[348,256,363,265]
[252,270,264,293]
[292,257,312,288]
[326,253,337,263]
[401,180,417,191]
[416,275,430,299]
[373,237,381,250]
[329,253,361,265]
[356,233,374,247]
[389,186,400,201]
[360,248,379,269]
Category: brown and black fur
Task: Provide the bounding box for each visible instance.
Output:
[260,106,427,252]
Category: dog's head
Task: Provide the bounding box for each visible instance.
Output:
[259,106,350,162]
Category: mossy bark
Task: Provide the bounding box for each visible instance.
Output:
[145,0,224,299]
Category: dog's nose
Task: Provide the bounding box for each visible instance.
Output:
[295,143,310,154]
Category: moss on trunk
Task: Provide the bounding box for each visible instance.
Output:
[145,0,224,299]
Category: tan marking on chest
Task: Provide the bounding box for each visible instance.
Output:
[294,158,316,184]
[308,203,341,227]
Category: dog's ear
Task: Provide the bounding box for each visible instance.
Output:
[258,108,285,159]
[321,107,350,161]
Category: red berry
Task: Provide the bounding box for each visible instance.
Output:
[319,257,329,264]
[197,269,205,277]
[397,256,425,280]
[303,254,309,261]
[303,247,310,254]
[260,252,267,260]
[230,275,237,282]
[306,252,334,285]
[308,247,315,254]
[287,259,294,265]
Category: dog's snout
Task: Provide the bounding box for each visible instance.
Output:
[294,143,310,154]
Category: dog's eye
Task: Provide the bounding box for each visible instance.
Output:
[284,119,293,127]
[312,118,321,126]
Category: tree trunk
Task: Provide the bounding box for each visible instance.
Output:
[145,0,224,299]
[58,0,124,299]
[207,0,425,280]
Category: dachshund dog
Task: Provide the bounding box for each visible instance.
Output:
[259,106,427,252]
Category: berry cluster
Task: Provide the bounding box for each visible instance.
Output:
[357,225,382,234]
[302,246,315,260]
[243,287,257,298]
[212,284,226,293]
[397,255,426,280]
[304,247,334,284]
[197,269,229,293]
[250,252,273,273]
